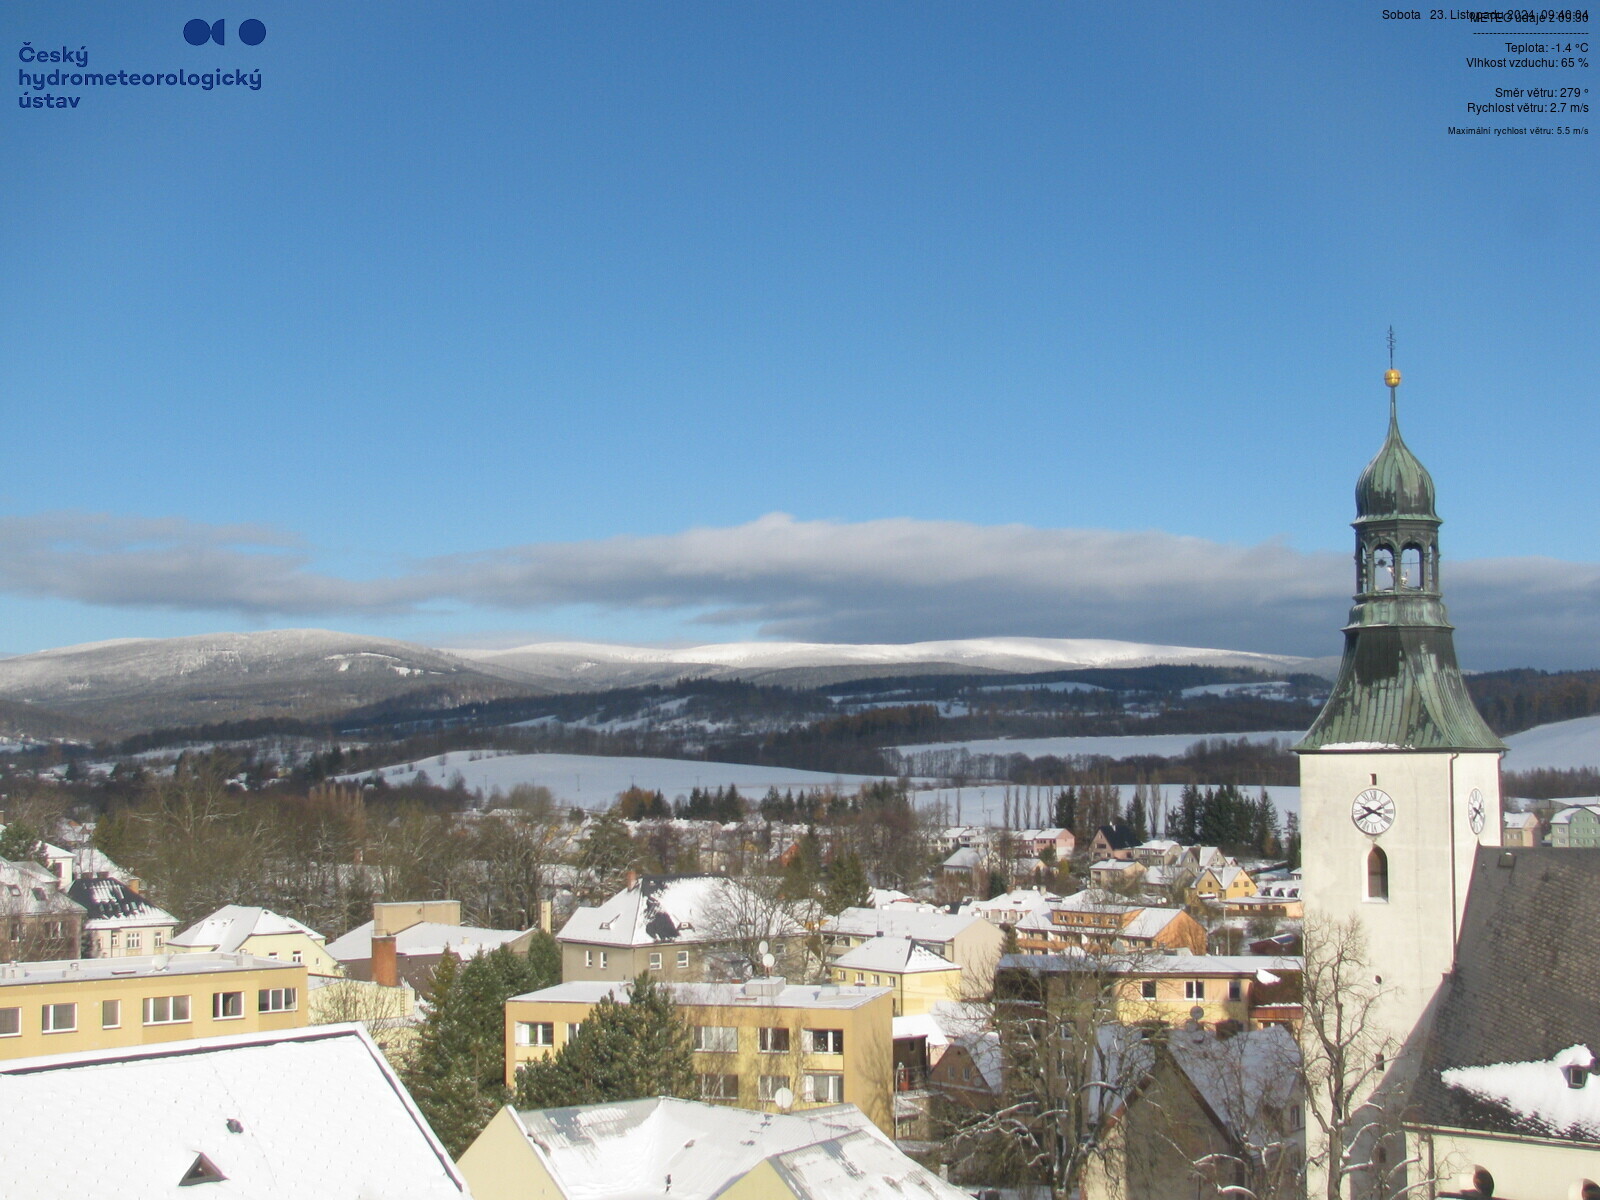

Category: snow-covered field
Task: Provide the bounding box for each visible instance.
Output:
[890,730,1307,760]
[338,752,893,808]
[1504,715,1600,771]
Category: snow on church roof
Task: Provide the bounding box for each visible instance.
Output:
[1443,1045,1600,1140]
[0,1025,466,1198]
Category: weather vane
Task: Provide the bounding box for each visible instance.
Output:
[1385,327,1401,389]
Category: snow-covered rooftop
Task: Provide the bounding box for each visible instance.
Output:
[170,904,326,953]
[824,906,984,944]
[834,936,959,975]
[496,1096,964,1200]
[327,919,527,962]
[0,950,298,990]
[558,874,800,949]
[0,1025,466,1198]
[510,977,892,1012]
[1442,1045,1600,1141]
[64,875,176,929]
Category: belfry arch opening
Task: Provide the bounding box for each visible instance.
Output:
[1367,846,1389,901]
[1400,545,1424,589]
[1372,546,1396,591]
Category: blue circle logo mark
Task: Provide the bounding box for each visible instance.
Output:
[184,18,225,45]
[184,19,264,46]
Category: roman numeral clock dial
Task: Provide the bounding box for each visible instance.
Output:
[1351,788,1395,836]
[1468,788,1487,835]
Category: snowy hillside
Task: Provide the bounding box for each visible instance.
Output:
[1504,715,1600,771]
[0,629,537,732]
[449,636,1328,689]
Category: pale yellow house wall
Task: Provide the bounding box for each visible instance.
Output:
[89,921,177,957]
[830,963,961,1017]
[456,1107,565,1200]
[0,963,307,1061]
[559,942,705,984]
[1420,1126,1600,1200]
[172,930,342,976]
[504,991,896,1134]
[717,1159,799,1200]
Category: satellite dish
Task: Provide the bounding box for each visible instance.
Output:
[757,940,769,955]
[761,953,776,969]
[773,1086,794,1110]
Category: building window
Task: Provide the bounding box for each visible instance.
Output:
[584,950,594,967]
[693,1025,738,1053]
[1367,846,1389,902]
[855,972,865,984]
[677,950,690,969]
[0,1007,19,1037]
[599,952,608,969]
[108,931,119,951]
[102,999,121,1028]
[515,1021,555,1047]
[698,1073,739,1101]
[759,1074,791,1101]
[153,932,164,949]
[1184,980,1205,1001]
[1228,979,1244,1002]
[803,1072,844,1102]
[807,1028,844,1055]
[213,992,244,1020]
[126,932,142,951]
[1140,980,1157,999]
[143,995,192,1025]
[41,1003,76,1033]
[566,1022,583,1042]
[258,987,297,1013]
[292,950,303,964]
[649,952,662,970]
[759,1026,791,1053]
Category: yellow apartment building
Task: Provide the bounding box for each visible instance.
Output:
[829,935,963,1016]
[996,951,1302,1032]
[0,951,307,1061]
[504,977,896,1133]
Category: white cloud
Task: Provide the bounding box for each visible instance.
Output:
[1,510,1595,667]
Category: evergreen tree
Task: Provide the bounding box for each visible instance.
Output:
[1052,787,1077,832]
[1285,811,1302,869]
[824,850,871,914]
[0,820,45,864]
[404,943,559,1156]
[514,974,695,1109]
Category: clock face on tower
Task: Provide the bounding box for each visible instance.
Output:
[1351,788,1395,836]
[1468,788,1486,835]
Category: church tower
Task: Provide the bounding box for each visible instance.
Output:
[1296,357,1505,1055]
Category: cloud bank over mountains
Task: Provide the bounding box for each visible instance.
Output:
[2,510,1595,669]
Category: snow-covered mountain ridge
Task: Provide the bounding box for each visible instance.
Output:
[0,629,1329,736]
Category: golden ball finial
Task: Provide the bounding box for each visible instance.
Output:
[1384,368,1402,388]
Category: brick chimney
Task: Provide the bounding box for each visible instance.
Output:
[371,934,399,988]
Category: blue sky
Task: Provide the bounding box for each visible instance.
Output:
[4,3,1596,667]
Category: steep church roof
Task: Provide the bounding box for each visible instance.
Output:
[1410,847,1600,1143]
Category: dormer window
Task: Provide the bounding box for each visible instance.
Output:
[178,1153,226,1186]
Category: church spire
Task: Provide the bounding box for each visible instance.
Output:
[1296,354,1503,753]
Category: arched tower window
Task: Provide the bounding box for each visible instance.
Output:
[1372,546,1396,591]
[1367,846,1389,901]
[1400,546,1423,589]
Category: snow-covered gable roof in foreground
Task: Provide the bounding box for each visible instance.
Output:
[1443,1045,1600,1140]
[0,1025,466,1198]
[170,904,325,952]
[497,1096,964,1199]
